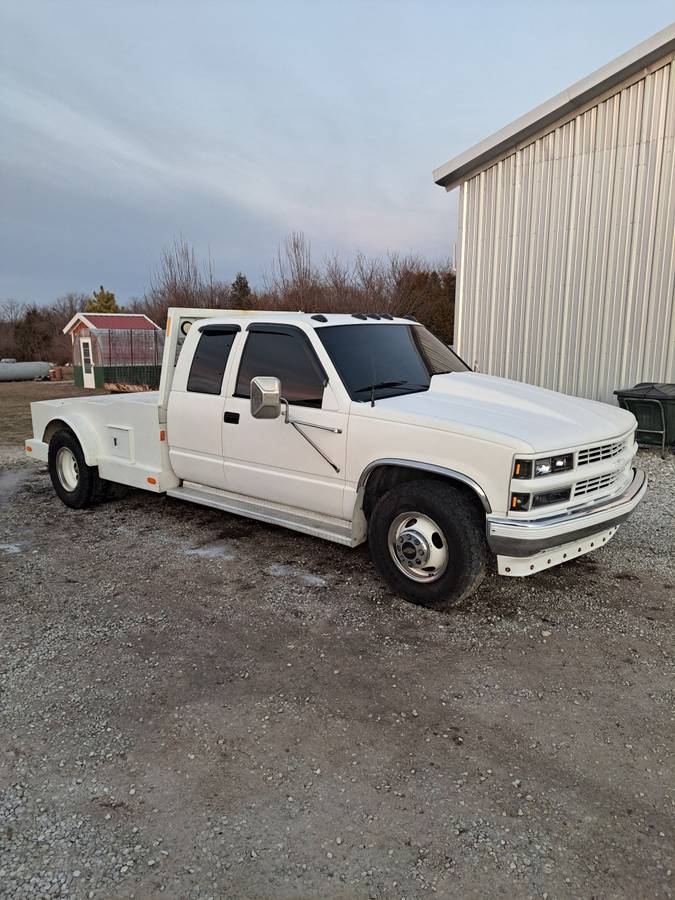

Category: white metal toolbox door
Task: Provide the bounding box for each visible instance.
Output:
[221,325,347,518]
[80,339,95,388]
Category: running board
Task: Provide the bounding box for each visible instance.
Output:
[167,482,360,547]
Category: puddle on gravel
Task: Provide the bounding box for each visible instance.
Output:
[0,542,21,554]
[182,544,236,560]
[267,563,327,587]
[0,470,31,505]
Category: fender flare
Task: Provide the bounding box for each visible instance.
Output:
[42,413,102,467]
[356,458,492,514]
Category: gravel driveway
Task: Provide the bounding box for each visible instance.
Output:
[0,384,673,899]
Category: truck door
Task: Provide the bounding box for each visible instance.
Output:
[221,324,348,518]
[167,324,240,489]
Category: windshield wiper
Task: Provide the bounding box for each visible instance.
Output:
[353,380,409,394]
[352,380,413,407]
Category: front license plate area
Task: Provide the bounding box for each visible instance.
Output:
[497,525,619,576]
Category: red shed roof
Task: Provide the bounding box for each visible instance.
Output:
[63,312,161,334]
[84,314,159,330]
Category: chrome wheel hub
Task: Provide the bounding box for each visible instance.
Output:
[56,447,79,491]
[388,512,449,583]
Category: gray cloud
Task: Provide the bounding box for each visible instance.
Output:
[1,0,673,303]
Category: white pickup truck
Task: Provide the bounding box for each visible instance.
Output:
[26,307,646,609]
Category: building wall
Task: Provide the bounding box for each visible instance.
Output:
[456,54,675,403]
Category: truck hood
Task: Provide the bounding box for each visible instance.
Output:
[353,372,635,452]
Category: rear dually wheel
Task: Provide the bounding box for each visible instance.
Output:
[48,430,106,509]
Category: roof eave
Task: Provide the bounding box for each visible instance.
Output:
[63,312,92,334]
[433,21,675,190]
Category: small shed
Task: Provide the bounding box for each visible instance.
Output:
[63,312,164,389]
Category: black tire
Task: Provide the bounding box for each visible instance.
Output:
[48,430,106,509]
[102,480,130,501]
[368,479,487,610]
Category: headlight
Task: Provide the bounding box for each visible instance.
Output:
[513,453,573,479]
[534,458,553,476]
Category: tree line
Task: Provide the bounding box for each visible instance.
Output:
[0,233,455,363]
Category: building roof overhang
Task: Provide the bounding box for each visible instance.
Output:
[433,21,675,190]
[62,312,160,335]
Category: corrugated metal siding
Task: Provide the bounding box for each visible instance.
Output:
[456,57,675,403]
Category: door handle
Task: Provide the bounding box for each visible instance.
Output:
[223,412,240,425]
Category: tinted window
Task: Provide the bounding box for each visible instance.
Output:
[235,330,326,407]
[187,328,238,394]
[412,327,469,376]
[317,324,468,401]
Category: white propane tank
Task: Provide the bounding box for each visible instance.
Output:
[0,360,52,381]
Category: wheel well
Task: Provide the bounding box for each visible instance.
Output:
[43,419,76,445]
[362,464,487,521]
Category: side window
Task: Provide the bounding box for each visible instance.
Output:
[235,330,325,408]
[187,328,238,395]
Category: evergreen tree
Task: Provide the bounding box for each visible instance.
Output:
[230,272,251,305]
[14,306,54,360]
[84,286,120,313]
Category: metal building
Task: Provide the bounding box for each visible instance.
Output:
[433,23,675,403]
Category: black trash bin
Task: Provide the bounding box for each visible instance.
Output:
[614,383,675,455]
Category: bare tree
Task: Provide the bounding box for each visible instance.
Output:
[141,236,231,326]
[0,230,456,365]
[0,299,26,324]
[52,292,89,322]
[264,231,319,308]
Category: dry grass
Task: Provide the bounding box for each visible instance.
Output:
[0,381,105,447]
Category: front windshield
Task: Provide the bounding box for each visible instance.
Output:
[317,323,469,401]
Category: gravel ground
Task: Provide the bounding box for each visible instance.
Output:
[0,384,673,899]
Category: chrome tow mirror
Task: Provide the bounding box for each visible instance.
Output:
[250,374,342,472]
[250,376,282,419]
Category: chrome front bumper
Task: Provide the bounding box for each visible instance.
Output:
[486,467,647,557]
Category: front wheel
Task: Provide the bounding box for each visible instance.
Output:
[368,479,487,610]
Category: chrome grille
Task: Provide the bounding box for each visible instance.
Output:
[577,439,626,466]
[572,471,620,498]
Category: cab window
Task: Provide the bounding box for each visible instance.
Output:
[187,326,238,394]
[235,328,325,408]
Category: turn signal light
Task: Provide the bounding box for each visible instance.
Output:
[510,492,530,511]
[511,488,572,512]
[513,459,532,479]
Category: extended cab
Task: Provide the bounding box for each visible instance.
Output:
[25,308,646,609]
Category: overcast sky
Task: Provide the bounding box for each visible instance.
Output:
[1,1,673,304]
